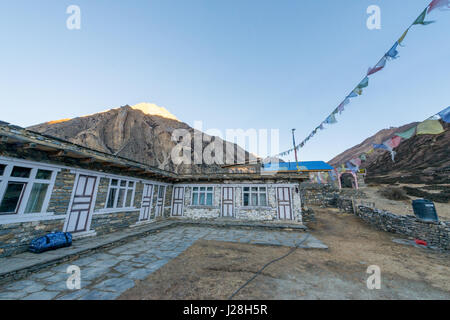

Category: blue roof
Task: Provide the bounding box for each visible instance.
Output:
[262,161,334,172]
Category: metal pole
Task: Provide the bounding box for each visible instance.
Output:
[292,129,300,171]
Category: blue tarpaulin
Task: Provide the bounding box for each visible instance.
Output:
[262,161,334,172]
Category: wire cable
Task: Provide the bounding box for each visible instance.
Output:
[228,233,310,300]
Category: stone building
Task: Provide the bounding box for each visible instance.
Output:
[0,122,323,257]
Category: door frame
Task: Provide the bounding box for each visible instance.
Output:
[63,172,100,233]
[221,186,234,218]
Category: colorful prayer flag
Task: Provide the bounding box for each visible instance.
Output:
[438,106,450,123]
[325,113,337,124]
[398,28,410,46]
[373,143,390,151]
[428,0,450,13]
[367,57,387,75]
[413,8,435,25]
[395,126,416,139]
[357,77,369,89]
[416,119,445,135]
[386,42,400,59]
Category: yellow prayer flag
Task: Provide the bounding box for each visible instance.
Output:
[416,120,444,135]
[398,28,409,45]
[367,148,374,154]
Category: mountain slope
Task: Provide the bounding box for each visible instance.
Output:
[329,121,449,184]
[27,104,254,174]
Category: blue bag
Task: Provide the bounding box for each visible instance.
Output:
[29,232,72,253]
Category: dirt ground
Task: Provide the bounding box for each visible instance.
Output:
[119,207,450,300]
[360,185,450,220]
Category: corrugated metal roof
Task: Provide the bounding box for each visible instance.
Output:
[262,161,334,172]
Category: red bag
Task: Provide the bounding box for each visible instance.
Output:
[415,239,427,246]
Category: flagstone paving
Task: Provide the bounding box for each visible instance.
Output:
[0,226,326,300]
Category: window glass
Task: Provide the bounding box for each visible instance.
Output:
[117,189,126,208]
[0,182,26,214]
[206,193,213,206]
[200,187,205,191]
[11,166,31,178]
[158,187,164,198]
[120,180,127,187]
[243,193,249,206]
[128,181,134,188]
[244,187,249,192]
[192,193,198,205]
[125,189,133,207]
[260,193,267,206]
[111,179,118,186]
[106,188,116,208]
[207,187,213,192]
[35,169,52,180]
[251,193,258,206]
[193,187,198,191]
[0,164,5,176]
[199,193,205,205]
[24,183,49,213]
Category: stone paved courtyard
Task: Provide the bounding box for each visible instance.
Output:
[0,226,325,300]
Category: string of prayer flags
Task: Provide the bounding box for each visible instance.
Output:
[275,1,448,158]
[416,119,445,135]
[428,0,450,12]
[438,106,450,123]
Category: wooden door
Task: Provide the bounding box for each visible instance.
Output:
[277,187,292,220]
[222,187,234,217]
[139,184,153,221]
[65,175,97,233]
[155,185,165,217]
[171,187,184,216]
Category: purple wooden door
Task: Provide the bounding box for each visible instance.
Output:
[66,175,97,233]
[277,187,292,220]
[139,184,153,221]
[222,187,234,217]
[171,187,184,216]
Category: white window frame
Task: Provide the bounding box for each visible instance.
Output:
[0,159,59,219]
[190,186,214,206]
[242,186,268,207]
[104,178,136,210]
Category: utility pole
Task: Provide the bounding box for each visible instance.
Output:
[292,129,300,171]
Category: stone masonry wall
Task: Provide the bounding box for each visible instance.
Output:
[0,219,65,257]
[356,206,450,250]
[90,211,140,236]
[47,169,76,215]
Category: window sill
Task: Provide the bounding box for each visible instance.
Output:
[0,212,64,225]
[239,206,272,210]
[187,205,218,209]
[94,208,139,215]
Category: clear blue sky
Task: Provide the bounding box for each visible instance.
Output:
[0,0,449,162]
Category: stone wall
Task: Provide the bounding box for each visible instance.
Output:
[47,169,76,215]
[357,206,450,250]
[90,211,141,236]
[0,219,64,257]
[300,183,365,208]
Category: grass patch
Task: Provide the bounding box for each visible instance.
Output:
[378,187,410,201]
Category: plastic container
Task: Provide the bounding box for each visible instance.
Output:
[412,199,439,222]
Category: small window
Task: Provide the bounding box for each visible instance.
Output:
[0,182,26,214]
[191,186,213,206]
[0,164,5,176]
[105,178,135,209]
[11,166,31,178]
[35,169,52,180]
[243,186,267,207]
